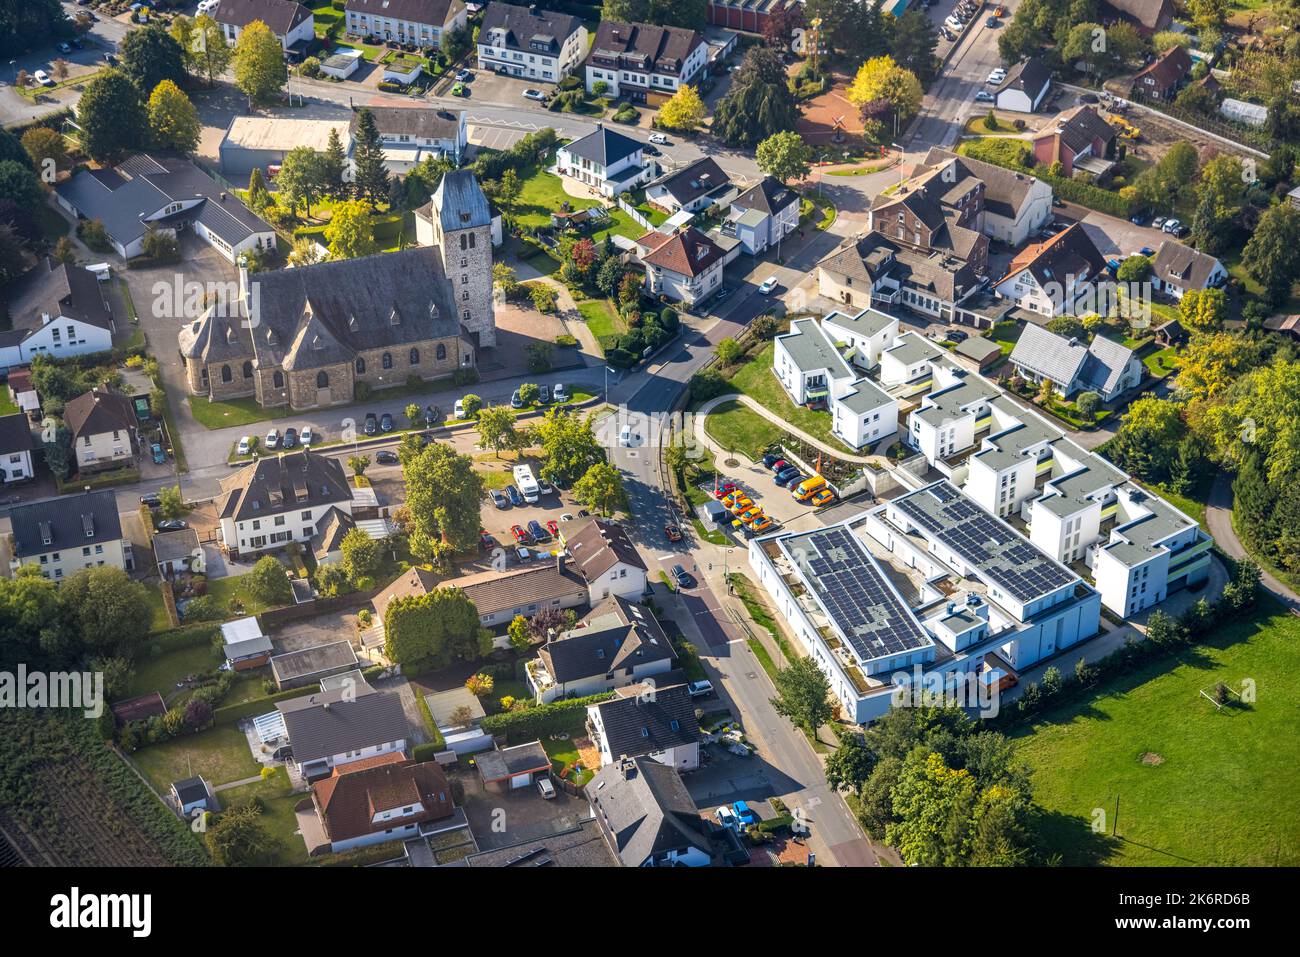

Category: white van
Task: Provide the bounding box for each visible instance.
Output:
[86,263,112,282]
[512,464,540,503]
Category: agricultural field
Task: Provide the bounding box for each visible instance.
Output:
[1014,601,1300,866]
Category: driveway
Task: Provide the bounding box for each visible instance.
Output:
[451,764,589,851]
[272,609,363,654]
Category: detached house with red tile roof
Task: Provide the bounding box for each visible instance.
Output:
[992,222,1108,318]
[307,753,456,855]
[1031,106,1117,178]
[635,227,729,306]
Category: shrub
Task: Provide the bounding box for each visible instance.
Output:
[479,692,615,741]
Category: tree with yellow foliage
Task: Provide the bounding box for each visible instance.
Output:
[657,84,706,132]
[846,55,923,136]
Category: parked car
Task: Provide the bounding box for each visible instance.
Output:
[363,413,378,435]
[553,383,569,402]
[271,745,293,762]
[262,428,279,450]
[775,467,802,487]
[546,520,560,538]
[491,489,509,509]
[480,531,497,550]
[687,679,714,698]
[1152,217,1167,230]
[31,70,52,87]
[515,545,533,562]
[811,488,836,507]
[749,515,775,533]
[158,519,188,531]
[507,485,524,506]
[300,426,315,447]
[454,398,466,418]
[975,90,994,102]
[649,132,669,145]
[671,563,692,588]
[538,384,551,404]
[379,412,394,433]
[987,69,1006,84]
[537,479,554,496]
[424,405,440,426]
[1139,246,1155,257]
[236,436,251,456]
[732,800,758,827]
[528,519,548,543]
[455,69,472,82]
[985,14,999,26]
[948,329,969,343]
[282,427,297,449]
[643,144,660,157]
[536,777,556,799]
[139,493,161,508]
[57,42,72,54]
[522,88,546,101]
[715,805,738,830]
[664,523,683,542]
[510,524,530,544]
[375,450,398,464]
[762,453,782,468]
[103,54,118,67]
[757,275,779,295]
[769,458,789,473]
[1162,218,1182,234]
[511,389,524,409]
[450,83,468,97]
[151,443,166,465]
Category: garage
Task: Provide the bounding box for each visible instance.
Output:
[474,740,552,793]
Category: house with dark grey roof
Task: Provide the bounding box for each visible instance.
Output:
[344,0,467,50]
[921,148,1053,247]
[62,385,139,474]
[1150,241,1226,300]
[353,105,468,169]
[1031,106,1117,178]
[817,230,983,321]
[0,413,35,485]
[217,450,353,558]
[476,2,587,82]
[528,595,674,703]
[587,681,702,770]
[276,684,410,777]
[0,259,116,370]
[475,740,552,790]
[7,489,131,579]
[1009,323,1141,401]
[584,20,708,104]
[588,756,716,867]
[1102,0,1174,32]
[555,123,654,197]
[171,776,216,817]
[562,517,648,601]
[720,176,799,255]
[55,154,276,262]
[993,222,1107,318]
[868,162,990,277]
[646,156,732,214]
[213,0,315,57]
[995,57,1052,113]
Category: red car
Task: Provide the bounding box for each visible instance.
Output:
[712,481,737,499]
[770,459,788,473]
[510,524,530,544]
[665,523,683,542]
[546,519,560,537]
[479,531,497,550]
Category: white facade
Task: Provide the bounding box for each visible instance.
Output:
[822,308,900,371]
[587,559,647,603]
[722,200,798,256]
[529,653,671,704]
[0,315,113,368]
[217,10,315,52]
[585,38,708,99]
[586,705,700,771]
[642,254,723,306]
[220,499,354,556]
[74,427,135,472]
[15,537,129,580]
[831,381,898,451]
[345,2,467,46]
[476,23,587,83]
[554,138,652,198]
[993,266,1092,318]
[296,737,406,779]
[1,447,34,484]
[984,178,1053,247]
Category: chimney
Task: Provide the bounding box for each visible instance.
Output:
[220,191,227,202]
[237,254,250,305]
[618,756,635,779]
[556,552,565,573]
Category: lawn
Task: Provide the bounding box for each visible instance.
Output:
[205,572,288,619]
[510,156,646,242]
[1132,475,1211,529]
[985,319,1023,359]
[0,387,18,416]
[187,394,277,430]
[1142,346,1179,379]
[127,643,222,700]
[725,340,856,453]
[217,767,310,866]
[1223,248,1300,315]
[576,297,623,349]
[1014,601,1300,866]
[132,724,263,792]
[704,400,783,460]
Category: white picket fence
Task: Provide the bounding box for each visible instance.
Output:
[617,196,653,231]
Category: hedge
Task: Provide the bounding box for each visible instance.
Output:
[959,139,1134,219]
[479,691,615,741]
[150,622,221,654]
[212,683,321,726]
[411,742,442,762]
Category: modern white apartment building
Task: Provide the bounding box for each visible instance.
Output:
[821,307,900,371]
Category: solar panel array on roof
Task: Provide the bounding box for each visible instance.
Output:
[796,527,931,663]
[894,482,1077,604]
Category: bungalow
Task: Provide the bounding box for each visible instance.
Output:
[0,413,35,485]
[56,154,277,263]
[154,527,201,578]
[645,157,732,215]
[0,259,115,369]
[995,57,1052,113]
[355,106,469,171]
[1150,241,1226,300]
[587,681,702,771]
[212,0,315,58]
[1031,106,1117,178]
[1132,45,1192,101]
[1009,323,1142,401]
[63,385,138,474]
[554,123,655,198]
[270,639,360,690]
[276,684,410,779]
[527,595,676,703]
[636,227,728,306]
[309,754,455,854]
[588,756,715,867]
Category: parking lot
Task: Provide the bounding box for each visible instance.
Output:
[442,66,552,109]
[450,764,590,852]
[475,463,587,564]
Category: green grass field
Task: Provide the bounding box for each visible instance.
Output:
[132,724,263,792]
[704,400,783,460]
[726,341,856,452]
[511,157,646,242]
[1013,601,1300,866]
[216,767,309,866]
